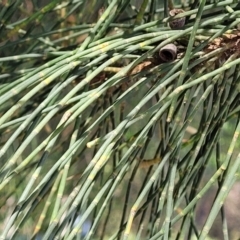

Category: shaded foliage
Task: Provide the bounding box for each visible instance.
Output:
[0,0,240,239]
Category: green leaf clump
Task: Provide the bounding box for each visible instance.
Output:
[0,0,240,239]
